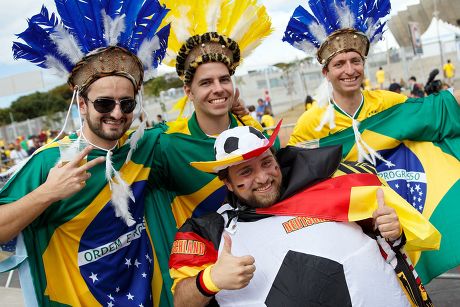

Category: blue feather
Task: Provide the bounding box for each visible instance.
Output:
[308,0,331,33]
[129,2,169,51]
[12,42,47,68]
[105,0,124,19]
[151,24,170,69]
[55,0,91,52]
[283,6,322,48]
[28,5,58,34]
[118,0,144,47]
[55,0,107,51]
[14,22,73,71]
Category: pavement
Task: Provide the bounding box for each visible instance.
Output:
[1,268,460,306]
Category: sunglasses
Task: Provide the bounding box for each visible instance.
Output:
[86,97,137,114]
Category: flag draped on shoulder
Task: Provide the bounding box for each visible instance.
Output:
[318,90,460,283]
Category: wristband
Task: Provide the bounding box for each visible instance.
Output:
[196,265,220,297]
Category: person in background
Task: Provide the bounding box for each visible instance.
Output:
[247,105,257,120]
[260,107,275,135]
[388,82,402,94]
[157,114,166,124]
[408,76,425,98]
[376,66,385,89]
[9,143,28,165]
[443,59,455,86]
[304,95,316,110]
[255,98,266,122]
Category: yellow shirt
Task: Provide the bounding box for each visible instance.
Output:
[376,70,385,84]
[288,90,407,145]
[261,114,275,135]
[443,63,455,78]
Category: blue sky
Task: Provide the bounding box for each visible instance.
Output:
[0,0,420,108]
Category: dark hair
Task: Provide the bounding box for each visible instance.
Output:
[409,76,416,81]
[305,95,313,104]
[424,69,442,95]
[247,105,255,112]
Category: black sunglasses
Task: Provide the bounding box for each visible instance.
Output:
[86,97,137,114]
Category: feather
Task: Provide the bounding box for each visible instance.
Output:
[129,1,169,51]
[308,23,328,45]
[335,2,355,29]
[118,0,144,47]
[14,22,73,71]
[102,11,126,46]
[12,42,47,67]
[137,36,160,71]
[125,115,147,164]
[44,55,71,78]
[55,0,94,52]
[110,170,136,227]
[206,0,222,32]
[50,24,85,65]
[29,5,58,33]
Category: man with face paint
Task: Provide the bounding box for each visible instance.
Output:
[169,124,439,306]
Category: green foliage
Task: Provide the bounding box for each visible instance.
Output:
[0,74,183,125]
[144,74,182,97]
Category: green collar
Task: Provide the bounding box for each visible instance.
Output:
[188,112,238,139]
[332,94,364,119]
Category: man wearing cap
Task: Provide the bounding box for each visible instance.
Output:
[169,124,438,306]
[0,1,172,305]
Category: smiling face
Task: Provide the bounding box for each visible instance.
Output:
[184,62,234,123]
[323,51,365,96]
[224,150,282,208]
[79,75,135,148]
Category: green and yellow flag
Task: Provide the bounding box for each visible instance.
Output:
[318,91,460,283]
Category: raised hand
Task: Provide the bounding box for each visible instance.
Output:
[231,88,249,116]
[41,146,105,202]
[372,188,402,241]
[211,232,256,290]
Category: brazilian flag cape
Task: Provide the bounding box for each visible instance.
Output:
[143,113,278,305]
[315,90,460,283]
[0,127,171,306]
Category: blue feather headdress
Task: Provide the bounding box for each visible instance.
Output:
[11,0,172,226]
[283,0,391,65]
[13,0,171,89]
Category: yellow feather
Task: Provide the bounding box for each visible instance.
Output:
[170,95,189,119]
[160,0,272,67]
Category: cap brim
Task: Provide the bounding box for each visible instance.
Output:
[191,120,282,173]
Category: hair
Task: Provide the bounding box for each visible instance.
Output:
[257,98,264,103]
[216,147,277,182]
[247,105,255,112]
[305,95,313,104]
[409,76,416,81]
[264,107,272,115]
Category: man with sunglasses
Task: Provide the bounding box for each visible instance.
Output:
[0,1,176,305]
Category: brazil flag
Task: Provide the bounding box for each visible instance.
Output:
[318,90,460,283]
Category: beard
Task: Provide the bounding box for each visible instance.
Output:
[235,179,282,209]
[85,115,131,141]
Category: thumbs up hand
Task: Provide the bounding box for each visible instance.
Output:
[211,233,256,290]
[372,188,402,241]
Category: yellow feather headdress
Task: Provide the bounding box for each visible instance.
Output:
[159,0,272,84]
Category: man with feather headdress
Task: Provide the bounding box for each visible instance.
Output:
[142,0,276,302]
[0,0,173,305]
[283,0,460,285]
